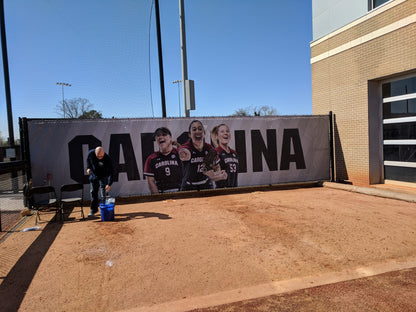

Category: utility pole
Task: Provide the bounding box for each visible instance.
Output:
[155,0,167,118]
[179,0,189,117]
[173,80,182,117]
[1,0,13,145]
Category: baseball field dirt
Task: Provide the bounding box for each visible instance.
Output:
[1,186,415,311]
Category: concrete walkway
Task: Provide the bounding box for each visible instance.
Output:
[323,181,416,203]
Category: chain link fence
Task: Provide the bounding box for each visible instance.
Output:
[0,161,27,235]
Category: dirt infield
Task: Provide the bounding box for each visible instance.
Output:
[1,186,416,311]
[191,268,416,312]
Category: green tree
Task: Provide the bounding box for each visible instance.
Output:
[56,97,101,118]
[79,110,103,119]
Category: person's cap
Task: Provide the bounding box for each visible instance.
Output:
[154,127,171,138]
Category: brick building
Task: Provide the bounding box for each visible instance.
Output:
[311,0,416,186]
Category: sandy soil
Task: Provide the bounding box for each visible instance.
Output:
[1,187,416,311]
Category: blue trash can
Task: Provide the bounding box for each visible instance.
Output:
[99,198,115,221]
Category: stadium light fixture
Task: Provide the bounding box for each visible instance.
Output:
[173,80,182,117]
[56,82,71,118]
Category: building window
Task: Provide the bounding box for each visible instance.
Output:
[382,75,416,183]
[369,0,391,11]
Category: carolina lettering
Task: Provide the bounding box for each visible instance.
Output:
[251,129,278,172]
[224,157,239,164]
[68,135,102,184]
[191,157,204,163]
[280,128,306,170]
[155,160,179,168]
[67,127,306,186]
[109,133,140,181]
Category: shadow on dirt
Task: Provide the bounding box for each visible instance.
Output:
[89,211,172,222]
[0,221,63,311]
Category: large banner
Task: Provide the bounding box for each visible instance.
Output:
[26,116,330,197]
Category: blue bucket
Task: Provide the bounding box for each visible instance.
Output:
[99,202,115,221]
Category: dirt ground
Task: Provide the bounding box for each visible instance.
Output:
[1,186,416,311]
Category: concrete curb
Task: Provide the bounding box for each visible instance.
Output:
[323,182,416,203]
[125,258,416,312]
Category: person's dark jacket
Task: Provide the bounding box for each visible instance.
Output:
[86,149,114,186]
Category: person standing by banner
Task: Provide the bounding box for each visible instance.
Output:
[179,120,227,191]
[86,146,114,216]
[211,124,239,188]
[144,127,183,194]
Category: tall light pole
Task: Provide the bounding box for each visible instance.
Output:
[179,0,189,117]
[1,0,14,145]
[179,0,195,117]
[173,80,182,117]
[154,0,166,118]
[56,82,71,118]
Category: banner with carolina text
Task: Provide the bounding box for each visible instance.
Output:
[26,116,330,197]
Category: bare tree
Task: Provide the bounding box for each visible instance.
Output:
[254,105,278,116]
[232,105,278,117]
[56,98,101,118]
[232,108,250,116]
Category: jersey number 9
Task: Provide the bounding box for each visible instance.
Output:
[165,167,171,176]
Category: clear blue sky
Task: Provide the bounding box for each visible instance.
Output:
[0,0,313,141]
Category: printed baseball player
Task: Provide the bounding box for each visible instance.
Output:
[211,123,239,188]
[144,127,183,194]
[179,120,227,191]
